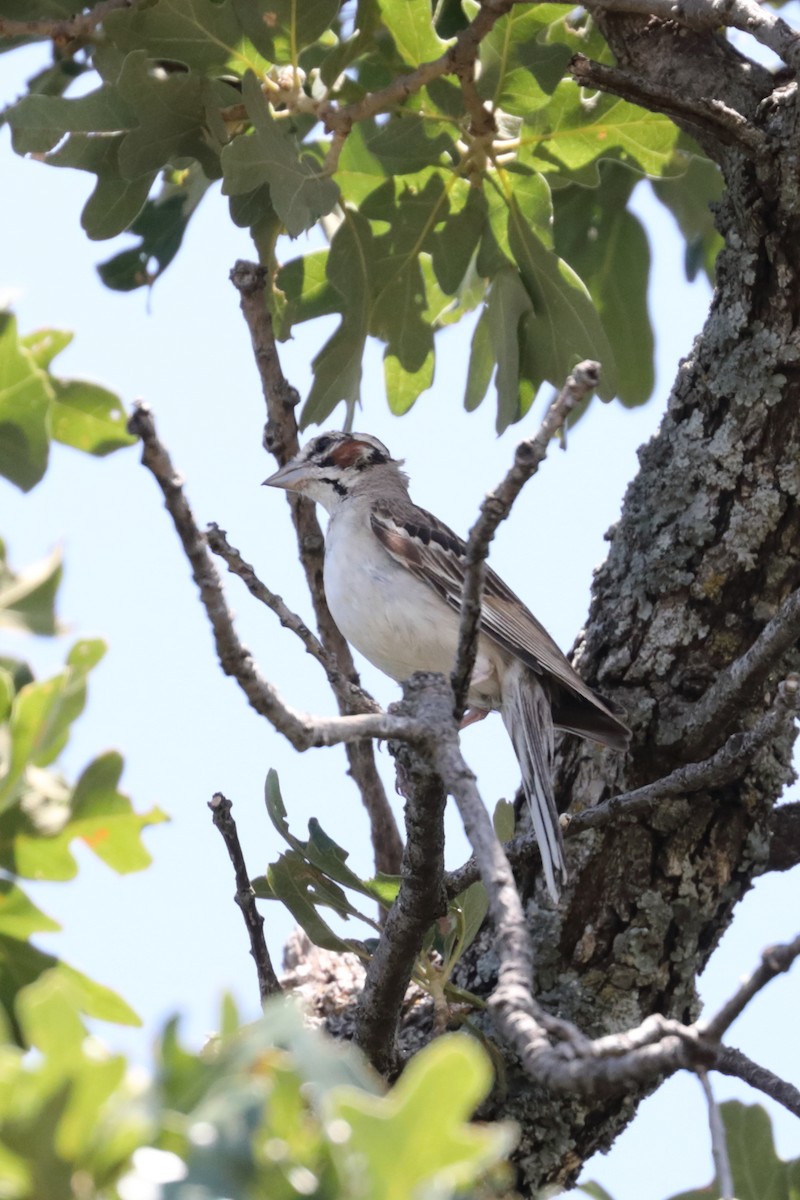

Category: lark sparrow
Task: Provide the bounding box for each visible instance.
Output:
[265,432,629,901]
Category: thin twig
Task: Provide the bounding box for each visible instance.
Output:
[209,792,282,1001]
[0,0,132,39]
[355,676,449,1075]
[229,261,403,876]
[700,933,800,1040]
[698,1069,735,1200]
[671,586,800,754]
[206,523,380,715]
[451,361,601,718]
[714,1046,800,1119]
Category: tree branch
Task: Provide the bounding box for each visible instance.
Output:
[209,792,282,1001]
[0,0,133,40]
[569,54,767,155]
[582,0,800,71]
[568,676,800,833]
[698,1069,734,1200]
[451,360,601,718]
[700,933,800,1041]
[206,522,379,715]
[355,679,449,1076]
[672,585,800,755]
[229,260,403,876]
[714,1046,800,1119]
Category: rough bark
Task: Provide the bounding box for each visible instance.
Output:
[452,18,800,1191]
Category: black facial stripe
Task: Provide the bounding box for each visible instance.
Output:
[320,476,348,497]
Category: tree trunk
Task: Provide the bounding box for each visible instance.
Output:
[459,18,800,1192]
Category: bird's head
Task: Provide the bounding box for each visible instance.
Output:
[263,431,407,512]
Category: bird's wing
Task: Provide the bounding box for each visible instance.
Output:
[370,500,629,745]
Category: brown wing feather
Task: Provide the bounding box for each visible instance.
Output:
[370,501,630,749]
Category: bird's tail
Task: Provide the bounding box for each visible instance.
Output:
[501,660,565,903]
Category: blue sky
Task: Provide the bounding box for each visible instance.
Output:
[1,38,799,1200]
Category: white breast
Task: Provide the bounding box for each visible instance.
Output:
[323,500,503,705]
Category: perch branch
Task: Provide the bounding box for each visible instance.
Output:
[355,683,449,1075]
[700,932,800,1041]
[229,260,403,876]
[451,361,601,718]
[714,1046,800,1119]
[673,585,800,754]
[209,792,282,1000]
[0,0,132,39]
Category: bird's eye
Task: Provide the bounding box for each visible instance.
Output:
[314,435,333,455]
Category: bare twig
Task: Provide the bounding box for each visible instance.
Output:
[582,0,800,71]
[570,54,767,155]
[355,678,449,1075]
[701,933,800,1040]
[229,261,403,876]
[451,361,601,718]
[715,1046,800,1119]
[209,792,282,1000]
[698,1070,734,1200]
[206,522,380,715]
[0,0,132,40]
[671,586,800,754]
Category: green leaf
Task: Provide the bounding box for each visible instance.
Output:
[221,72,339,236]
[329,1035,516,1197]
[0,881,60,940]
[486,267,534,433]
[233,0,339,62]
[667,1101,800,1200]
[115,51,232,182]
[105,0,261,74]
[363,113,455,174]
[1,751,167,882]
[19,328,73,370]
[266,853,362,955]
[275,250,338,338]
[376,0,450,65]
[493,798,516,842]
[0,940,140,1043]
[431,184,486,295]
[508,195,617,406]
[464,308,495,412]
[50,380,137,454]
[0,542,62,637]
[45,133,156,241]
[524,81,682,181]
[553,168,652,407]
[97,164,212,291]
[479,5,570,113]
[0,312,52,492]
[652,152,724,282]
[384,336,434,414]
[0,640,105,813]
[302,210,375,426]
[7,81,136,155]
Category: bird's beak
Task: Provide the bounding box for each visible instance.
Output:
[262,460,314,492]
